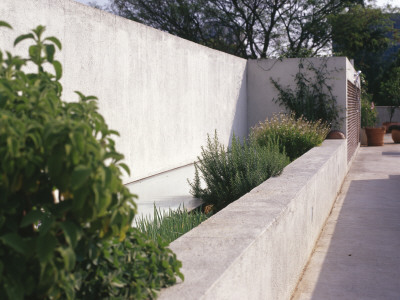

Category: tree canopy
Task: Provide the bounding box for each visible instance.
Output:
[111,0,365,59]
[329,4,399,103]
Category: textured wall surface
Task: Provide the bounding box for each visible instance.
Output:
[375,106,400,125]
[159,140,348,300]
[247,57,358,135]
[0,0,247,182]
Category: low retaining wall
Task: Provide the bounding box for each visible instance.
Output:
[159,140,348,299]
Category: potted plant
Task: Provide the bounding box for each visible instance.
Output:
[361,92,384,146]
[389,124,400,143]
[380,67,400,132]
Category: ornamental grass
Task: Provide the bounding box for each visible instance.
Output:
[251,113,330,161]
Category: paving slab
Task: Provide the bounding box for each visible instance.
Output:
[292,134,400,300]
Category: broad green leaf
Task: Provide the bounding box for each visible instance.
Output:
[32,25,45,39]
[74,91,85,100]
[53,60,62,80]
[71,165,91,189]
[38,215,54,235]
[58,246,76,271]
[45,44,55,63]
[44,36,62,50]
[109,129,120,136]
[14,33,34,46]
[118,163,130,176]
[60,221,81,248]
[0,21,12,29]
[0,233,28,255]
[73,131,85,153]
[36,233,56,262]
[82,95,98,101]
[28,45,39,61]
[20,209,44,227]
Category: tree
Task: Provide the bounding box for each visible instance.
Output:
[329,4,400,103]
[111,0,364,59]
[380,66,400,122]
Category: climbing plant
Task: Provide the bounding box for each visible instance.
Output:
[270,59,342,128]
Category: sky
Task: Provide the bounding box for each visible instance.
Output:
[74,0,400,8]
[75,0,109,7]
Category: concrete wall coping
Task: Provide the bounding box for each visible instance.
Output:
[159,140,348,299]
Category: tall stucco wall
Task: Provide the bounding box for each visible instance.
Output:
[247,57,357,135]
[375,106,400,125]
[0,0,247,182]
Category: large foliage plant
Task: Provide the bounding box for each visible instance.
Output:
[0,22,182,299]
[270,59,342,128]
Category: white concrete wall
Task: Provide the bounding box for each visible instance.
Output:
[247,57,358,135]
[375,106,400,125]
[0,0,247,182]
[159,140,348,299]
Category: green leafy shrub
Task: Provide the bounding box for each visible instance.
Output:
[361,94,378,128]
[380,67,400,122]
[271,59,342,128]
[251,113,330,161]
[0,22,182,299]
[75,228,183,299]
[135,205,209,244]
[189,132,289,211]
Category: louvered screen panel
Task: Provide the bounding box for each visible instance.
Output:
[347,80,360,163]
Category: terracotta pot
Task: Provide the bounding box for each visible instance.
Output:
[392,129,400,143]
[382,122,400,133]
[326,130,345,139]
[365,127,385,146]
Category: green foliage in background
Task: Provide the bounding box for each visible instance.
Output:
[361,75,378,128]
[271,60,342,128]
[380,67,400,122]
[189,132,289,212]
[135,205,209,244]
[329,4,400,106]
[361,94,378,128]
[0,22,182,299]
[251,113,330,161]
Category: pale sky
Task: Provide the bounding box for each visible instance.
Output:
[75,0,109,7]
[375,0,400,6]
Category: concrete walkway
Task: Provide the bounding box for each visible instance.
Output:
[292,134,400,300]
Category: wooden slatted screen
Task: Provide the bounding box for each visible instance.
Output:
[347,80,360,163]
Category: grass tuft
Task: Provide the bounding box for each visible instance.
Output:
[135,205,209,244]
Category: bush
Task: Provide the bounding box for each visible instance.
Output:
[189,132,289,211]
[75,228,182,299]
[0,22,182,299]
[251,113,330,161]
[135,205,209,244]
[361,94,377,128]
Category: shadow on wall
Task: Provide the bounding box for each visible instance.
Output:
[228,66,248,145]
[306,174,400,299]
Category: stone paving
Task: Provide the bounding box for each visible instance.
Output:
[292,134,400,300]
